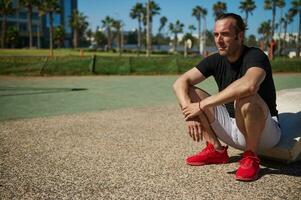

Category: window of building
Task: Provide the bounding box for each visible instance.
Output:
[32,12,39,20]
[19,23,27,32]
[19,12,27,19]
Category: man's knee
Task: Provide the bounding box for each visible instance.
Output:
[235,94,267,117]
[188,86,210,102]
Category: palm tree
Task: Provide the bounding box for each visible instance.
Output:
[20,0,40,48]
[39,0,60,56]
[86,28,93,45]
[192,6,204,54]
[112,19,123,56]
[0,0,15,48]
[69,10,88,48]
[6,26,19,48]
[264,0,285,39]
[146,0,160,56]
[276,1,286,56]
[239,0,256,27]
[290,0,301,57]
[101,16,115,51]
[36,6,46,49]
[130,2,144,52]
[54,25,65,48]
[169,20,184,52]
[212,1,227,20]
[201,8,207,55]
[188,25,196,34]
[258,20,272,50]
[158,16,167,34]
[157,16,167,50]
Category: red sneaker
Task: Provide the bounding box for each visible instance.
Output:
[186,142,229,166]
[235,151,260,181]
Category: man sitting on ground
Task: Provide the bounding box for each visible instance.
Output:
[173,13,281,181]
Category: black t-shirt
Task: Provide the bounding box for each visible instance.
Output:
[196,46,278,118]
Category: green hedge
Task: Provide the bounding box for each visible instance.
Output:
[0,56,45,75]
[0,55,300,76]
[271,58,301,72]
[42,56,91,75]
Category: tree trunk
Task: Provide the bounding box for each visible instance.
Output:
[107,28,111,50]
[271,2,276,39]
[37,14,42,49]
[146,0,151,57]
[138,18,141,54]
[1,16,7,48]
[246,11,249,27]
[278,8,283,57]
[297,10,301,57]
[203,16,207,54]
[174,33,177,52]
[198,18,201,55]
[73,29,78,48]
[28,6,33,48]
[121,28,123,56]
[283,21,287,55]
[118,31,121,56]
[49,12,54,56]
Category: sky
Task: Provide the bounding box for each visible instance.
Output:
[78,0,299,39]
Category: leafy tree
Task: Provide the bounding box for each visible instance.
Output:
[69,10,89,48]
[6,26,19,48]
[212,1,227,20]
[158,16,167,34]
[101,16,114,50]
[86,28,93,44]
[157,16,167,49]
[239,0,256,27]
[130,2,144,52]
[169,20,184,52]
[204,30,215,46]
[0,0,15,48]
[258,20,272,49]
[37,7,46,49]
[145,0,160,56]
[264,0,285,39]
[182,32,195,49]
[192,6,207,54]
[20,0,40,48]
[112,19,123,55]
[54,25,65,48]
[280,10,294,54]
[289,0,301,57]
[188,25,196,34]
[126,30,138,44]
[39,0,60,56]
[94,29,107,47]
[246,34,257,47]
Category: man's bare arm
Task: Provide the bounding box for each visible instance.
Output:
[172,67,206,108]
[200,67,266,110]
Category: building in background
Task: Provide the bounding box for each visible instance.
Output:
[0,0,77,48]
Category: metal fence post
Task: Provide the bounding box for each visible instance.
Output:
[90,54,96,74]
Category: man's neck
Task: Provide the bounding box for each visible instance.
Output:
[227,45,244,63]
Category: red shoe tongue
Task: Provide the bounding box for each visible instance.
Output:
[243,150,256,158]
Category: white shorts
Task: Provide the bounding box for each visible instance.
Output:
[210,105,282,151]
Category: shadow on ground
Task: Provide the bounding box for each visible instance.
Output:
[0,87,87,96]
[227,157,301,179]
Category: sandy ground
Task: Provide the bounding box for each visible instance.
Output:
[1,90,301,199]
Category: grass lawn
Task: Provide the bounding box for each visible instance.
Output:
[0,48,169,57]
[0,73,301,121]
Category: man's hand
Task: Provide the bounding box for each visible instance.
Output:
[186,117,203,142]
[182,102,202,120]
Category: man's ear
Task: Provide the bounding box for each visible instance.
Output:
[238,31,244,42]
